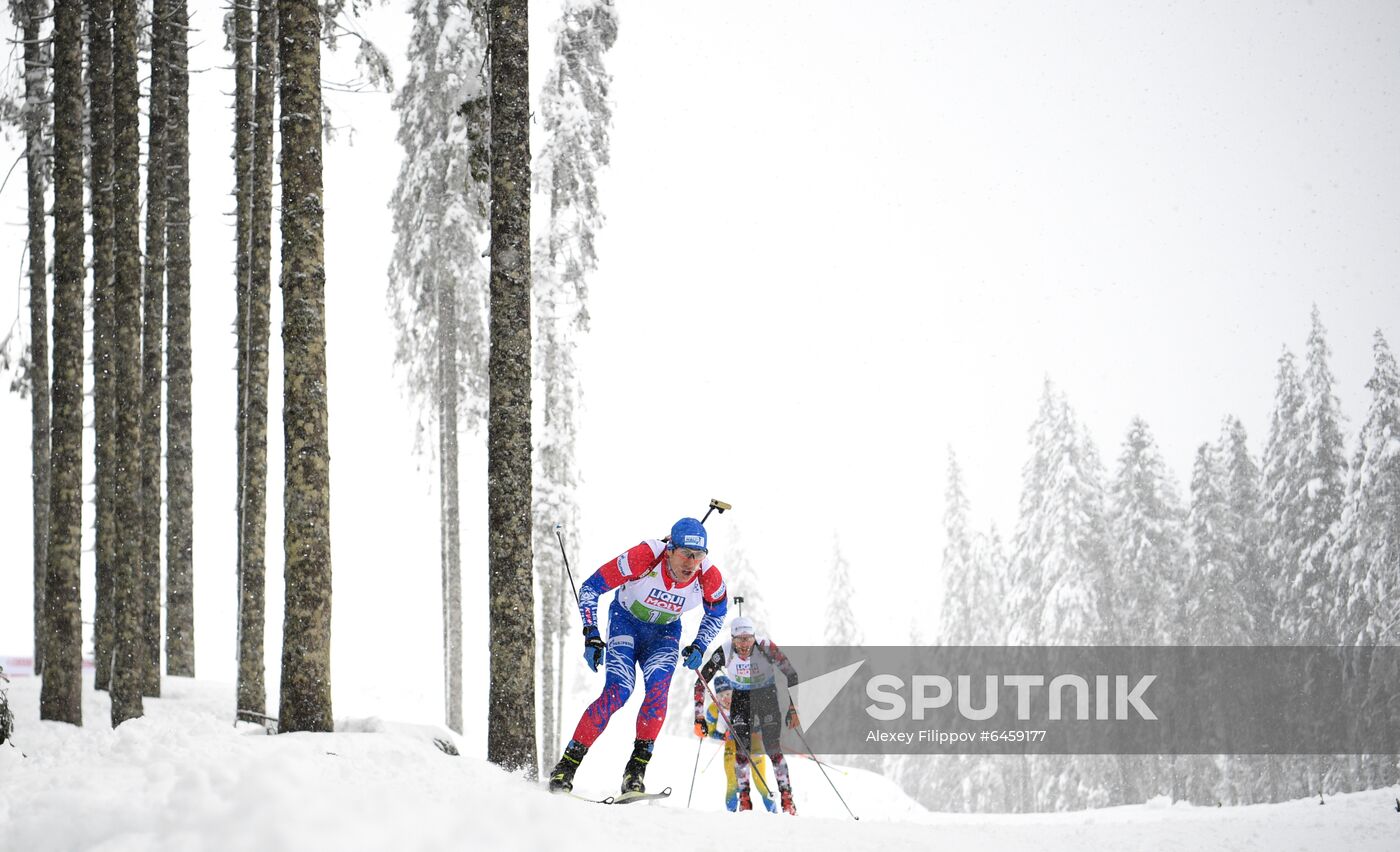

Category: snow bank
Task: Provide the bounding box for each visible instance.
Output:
[1,675,1397,852]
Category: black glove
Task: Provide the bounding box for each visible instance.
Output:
[582,625,606,672]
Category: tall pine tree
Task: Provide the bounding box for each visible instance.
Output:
[1286,307,1348,644]
[1217,416,1268,644]
[388,0,490,735]
[1260,348,1305,645]
[533,0,616,765]
[485,0,537,774]
[1332,330,1400,646]
[39,0,85,725]
[277,0,333,733]
[1107,417,1184,643]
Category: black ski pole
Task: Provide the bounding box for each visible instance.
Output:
[788,721,859,820]
[554,523,581,605]
[699,676,775,801]
[686,722,705,808]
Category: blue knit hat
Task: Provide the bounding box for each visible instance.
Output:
[669,517,708,553]
[712,674,733,693]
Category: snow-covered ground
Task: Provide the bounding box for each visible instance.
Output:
[2,676,1397,851]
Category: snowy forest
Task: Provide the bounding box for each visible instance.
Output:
[898,308,1400,812]
[2,0,1399,840]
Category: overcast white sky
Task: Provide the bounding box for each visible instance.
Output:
[2,0,1398,746]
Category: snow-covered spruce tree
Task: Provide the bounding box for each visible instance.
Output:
[1183,443,1252,645]
[1108,417,1185,644]
[532,0,616,760]
[1034,398,1115,647]
[1105,418,1186,805]
[972,524,1008,644]
[1179,442,1250,805]
[924,450,1010,811]
[1216,416,1268,645]
[1261,312,1350,799]
[825,536,861,645]
[1011,384,1119,810]
[1329,331,1400,791]
[1283,307,1349,645]
[1333,330,1400,646]
[1260,347,1306,645]
[388,0,489,735]
[938,448,976,644]
[825,536,884,773]
[1004,380,1059,646]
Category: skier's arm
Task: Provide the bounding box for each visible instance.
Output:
[761,640,804,729]
[577,542,655,629]
[697,647,728,686]
[689,565,729,650]
[693,648,728,723]
[705,702,726,740]
[762,640,800,687]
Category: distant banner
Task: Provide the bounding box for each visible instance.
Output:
[750,647,1400,755]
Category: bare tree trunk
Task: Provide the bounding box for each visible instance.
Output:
[439,271,462,734]
[89,0,117,692]
[486,0,536,775]
[233,0,255,714]
[139,0,171,698]
[40,0,85,726]
[163,0,194,676]
[21,0,51,681]
[109,0,146,728]
[276,0,332,734]
[238,0,276,720]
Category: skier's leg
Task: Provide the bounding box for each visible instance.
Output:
[634,631,679,741]
[568,633,637,747]
[753,749,778,812]
[754,687,793,794]
[723,739,740,811]
[730,690,755,797]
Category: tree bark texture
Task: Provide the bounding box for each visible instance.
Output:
[110,0,146,727]
[21,0,51,681]
[139,0,171,698]
[277,0,333,734]
[237,0,277,720]
[233,0,255,712]
[439,271,462,735]
[164,0,195,676]
[89,0,118,692]
[40,0,85,725]
[486,0,536,774]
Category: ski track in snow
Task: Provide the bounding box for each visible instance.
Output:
[1,676,1396,852]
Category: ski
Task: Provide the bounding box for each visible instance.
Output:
[556,786,672,805]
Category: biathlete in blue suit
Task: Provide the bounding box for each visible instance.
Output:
[547,518,728,795]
